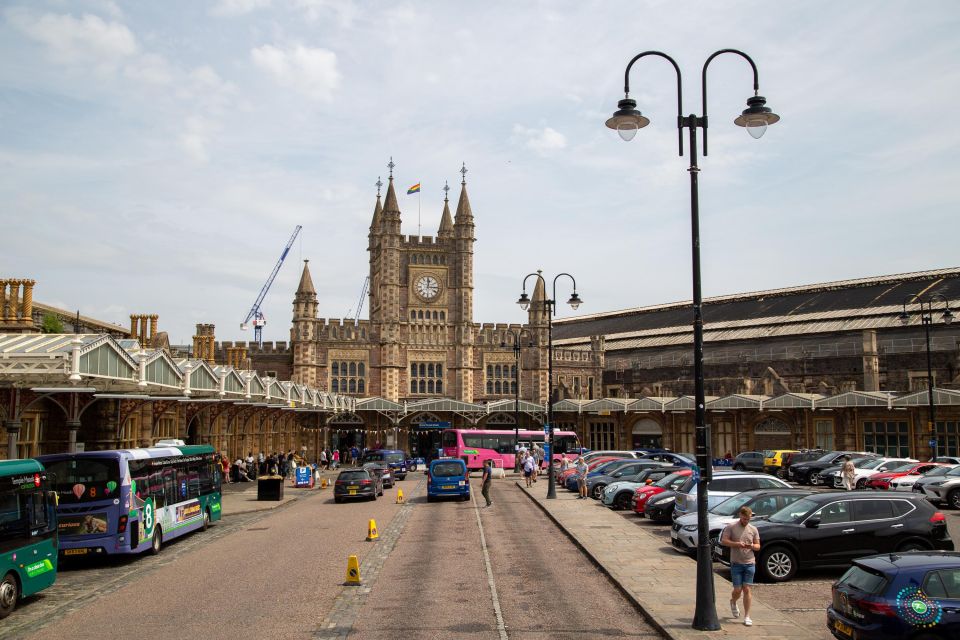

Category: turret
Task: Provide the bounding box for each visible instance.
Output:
[293,260,318,321]
[437,181,454,240]
[527,272,548,328]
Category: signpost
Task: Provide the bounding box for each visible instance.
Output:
[417,421,451,429]
[295,466,312,488]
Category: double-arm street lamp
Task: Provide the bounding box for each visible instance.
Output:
[605,49,779,631]
[517,271,582,499]
[501,328,536,472]
[899,294,954,460]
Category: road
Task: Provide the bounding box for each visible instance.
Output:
[3,475,659,640]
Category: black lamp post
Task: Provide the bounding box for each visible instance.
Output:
[899,294,954,460]
[605,49,779,631]
[517,271,582,499]
[501,328,536,472]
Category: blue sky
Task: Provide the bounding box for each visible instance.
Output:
[2,1,958,345]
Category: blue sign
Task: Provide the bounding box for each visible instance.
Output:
[543,424,550,434]
[417,421,451,429]
[543,443,551,462]
[295,466,312,487]
[929,439,938,447]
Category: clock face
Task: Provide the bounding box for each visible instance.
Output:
[415,275,441,300]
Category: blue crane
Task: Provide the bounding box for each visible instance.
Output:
[241,225,302,346]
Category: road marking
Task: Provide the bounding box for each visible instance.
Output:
[472,490,509,640]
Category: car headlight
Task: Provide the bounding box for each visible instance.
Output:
[795,467,808,472]
[681,524,698,531]
[929,481,946,488]
[651,496,674,506]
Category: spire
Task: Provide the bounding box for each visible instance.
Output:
[531,273,545,304]
[528,271,548,326]
[454,162,473,224]
[369,176,383,232]
[438,181,454,238]
[382,158,401,219]
[296,260,316,295]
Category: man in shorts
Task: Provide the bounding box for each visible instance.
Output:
[721,506,760,626]
[575,457,589,499]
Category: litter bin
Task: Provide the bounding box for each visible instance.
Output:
[257,476,284,501]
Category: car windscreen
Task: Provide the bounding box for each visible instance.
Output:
[44,457,121,504]
[654,472,684,488]
[432,462,464,477]
[385,453,404,463]
[361,453,385,463]
[888,463,917,473]
[925,466,953,477]
[711,492,755,516]
[762,450,774,459]
[837,565,888,595]
[859,458,886,469]
[338,471,369,481]
[768,497,819,523]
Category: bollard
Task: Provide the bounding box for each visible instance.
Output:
[344,555,361,585]
[396,488,404,504]
[366,519,379,541]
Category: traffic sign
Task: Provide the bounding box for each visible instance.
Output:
[929,438,938,447]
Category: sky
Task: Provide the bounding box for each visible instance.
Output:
[2,1,959,346]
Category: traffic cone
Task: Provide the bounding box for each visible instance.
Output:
[366,519,379,541]
[344,555,361,585]
[396,488,404,504]
[321,477,329,489]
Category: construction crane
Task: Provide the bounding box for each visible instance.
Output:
[352,276,369,326]
[241,225,302,345]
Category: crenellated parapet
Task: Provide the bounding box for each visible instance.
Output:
[311,318,373,342]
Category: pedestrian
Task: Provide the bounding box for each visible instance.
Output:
[481,459,493,507]
[320,448,328,470]
[575,456,588,499]
[220,453,232,483]
[522,452,536,488]
[842,456,856,491]
[332,449,340,469]
[721,506,760,626]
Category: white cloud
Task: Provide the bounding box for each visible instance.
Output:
[250,43,340,101]
[210,0,272,17]
[512,125,568,154]
[179,116,217,164]
[123,52,173,85]
[8,9,137,67]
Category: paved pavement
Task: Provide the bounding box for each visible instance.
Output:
[519,480,824,640]
[220,468,337,514]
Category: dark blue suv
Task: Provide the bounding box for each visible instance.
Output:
[828,551,960,640]
[360,449,408,481]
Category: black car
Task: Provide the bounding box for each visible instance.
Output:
[731,451,765,472]
[644,489,679,523]
[362,462,393,488]
[360,449,409,480]
[334,469,383,503]
[780,449,827,474]
[713,492,953,583]
[788,451,877,485]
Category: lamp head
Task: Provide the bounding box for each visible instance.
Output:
[500,341,507,348]
[567,292,582,310]
[734,95,780,139]
[605,98,650,141]
[517,292,530,311]
[899,310,910,326]
[944,308,954,325]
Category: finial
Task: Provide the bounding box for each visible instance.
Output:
[460,162,468,185]
[387,157,395,179]
[443,180,450,201]
[375,176,383,196]
[304,259,309,264]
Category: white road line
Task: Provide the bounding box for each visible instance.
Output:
[473,490,509,640]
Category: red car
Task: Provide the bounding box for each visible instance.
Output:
[865,461,950,490]
[557,457,618,487]
[634,469,692,514]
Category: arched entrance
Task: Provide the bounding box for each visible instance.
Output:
[753,417,793,451]
[631,418,663,450]
[329,412,365,461]
[408,412,445,463]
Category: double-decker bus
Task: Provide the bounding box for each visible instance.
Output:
[441,428,581,470]
[0,459,58,618]
[38,445,222,557]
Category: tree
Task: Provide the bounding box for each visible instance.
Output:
[41,313,65,334]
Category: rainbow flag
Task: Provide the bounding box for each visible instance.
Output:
[407,183,421,194]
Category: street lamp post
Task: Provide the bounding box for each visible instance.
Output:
[605,49,779,631]
[501,328,536,472]
[899,294,954,460]
[517,272,582,499]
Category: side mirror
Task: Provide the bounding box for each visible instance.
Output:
[805,516,821,529]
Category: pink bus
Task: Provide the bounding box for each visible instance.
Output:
[441,428,582,471]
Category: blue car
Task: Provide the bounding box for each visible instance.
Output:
[828,551,960,640]
[427,459,470,502]
[564,459,637,492]
[361,449,409,480]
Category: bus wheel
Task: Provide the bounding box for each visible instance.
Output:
[150,527,162,555]
[0,573,19,619]
[202,509,211,531]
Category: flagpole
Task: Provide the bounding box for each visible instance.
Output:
[418,182,421,237]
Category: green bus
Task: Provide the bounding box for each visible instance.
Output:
[0,459,58,618]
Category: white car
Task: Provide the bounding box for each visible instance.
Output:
[829,457,917,489]
[923,476,960,508]
[889,464,957,491]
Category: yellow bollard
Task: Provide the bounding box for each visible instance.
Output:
[344,555,361,585]
[321,477,329,489]
[396,488,404,504]
[366,519,379,541]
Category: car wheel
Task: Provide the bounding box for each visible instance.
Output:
[201,509,210,531]
[856,478,867,490]
[592,484,606,500]
[810,474,821,486]
[759,546,797,583]
[732,464,745,471]
[0,573,19,619]
[897,539,931,552]
[948,489,960,510]
[615,492,633,511]
[149,527,162,556]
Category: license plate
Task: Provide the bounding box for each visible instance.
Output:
[442,485,455,489]
[348,485,358,490]
[64,548,89,556]
[348,490,357,495]
[833,620,853,637]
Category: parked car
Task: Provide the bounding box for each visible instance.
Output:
[638,452,696,468]
[557,456,619,487]
[921,473,960,509]
[671,488,814,555]
[426,458,470,502]
[565,458,637,492]
[935,456,960,465]
[788,451,878,485]
[644,490,680,523]
[911,465,960,499]
[864,462,950,490]
[634,469,693,515]
[811,455,882,486]
[360,449,409,480]
[829,458,918,490]
[602,467,677,510]
[780,449,828,474]
[581,451,645,463]
[363,461,394,488]
[585,460,673,499]
[828,551,960,640]
[731,451,765,472]
[713,492,953,583]
[890,464,957,491]
[334,468,383,503]
[763,449,799,477]
[673,470,791,520]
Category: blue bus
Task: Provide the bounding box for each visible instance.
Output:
[38,445,222,557]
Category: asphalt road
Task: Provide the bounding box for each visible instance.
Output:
[2,474,659,640]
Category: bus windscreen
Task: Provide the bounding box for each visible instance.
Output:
[44,458,121,504]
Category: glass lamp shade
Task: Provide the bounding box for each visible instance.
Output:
[734,95,779,139]
[899,312,910,326]
[944,309,954,325]
[517,292,530,311]
[567,293,582,310]
[605,98,649,141]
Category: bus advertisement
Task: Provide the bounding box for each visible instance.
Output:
[38,445,222,557]
[441,429,581,470]
[0,459,58,618]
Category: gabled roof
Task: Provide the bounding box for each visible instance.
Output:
[764,393,824,409]
[144,350,183,388]
[665,395,719,411]
[816,391,896,409]
[486,399,547,413]
[707,395,770,410]
[893,388,960,407]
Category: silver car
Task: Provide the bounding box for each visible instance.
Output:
[672,471,791,520]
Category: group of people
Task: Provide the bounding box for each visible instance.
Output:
[220,450,306,484]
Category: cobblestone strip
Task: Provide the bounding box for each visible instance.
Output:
[312,477,424,640]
